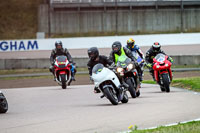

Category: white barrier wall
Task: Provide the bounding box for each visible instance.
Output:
[0,33,200,52]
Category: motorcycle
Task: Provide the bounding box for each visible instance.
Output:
[91,63,129,105]
[132,52,145,80]
[116,55,140,98]
[152,53,173,92]
[53,56,73,89]
[0,91,8,113]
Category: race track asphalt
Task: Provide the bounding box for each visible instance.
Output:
[0,84,200,133]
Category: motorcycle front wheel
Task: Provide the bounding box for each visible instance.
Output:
[104,87,118,105]
[126,78,137,98]
[160,86,166,92]
[161,73,170,92]
[60,74,67,89]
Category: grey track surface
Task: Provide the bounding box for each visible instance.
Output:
[0,44,200,59]
[0,84,200,133]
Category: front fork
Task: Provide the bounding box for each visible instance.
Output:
[156,72,171,86]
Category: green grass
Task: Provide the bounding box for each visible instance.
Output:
[142,77,200,92]
[172,77,200,92]
[128,121,200,133]
[0,75,52,80]
[0,67,88,75]
[171,65,200,69]
[0,68,49,75]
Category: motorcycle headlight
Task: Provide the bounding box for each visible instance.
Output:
[165,64,169,67]
[156,65,160,68]
[127,63,134,71]
[117,67,123,73]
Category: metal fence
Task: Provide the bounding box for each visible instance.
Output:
[50,0,200,3]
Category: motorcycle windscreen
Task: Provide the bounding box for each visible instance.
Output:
[56,56,68,68]
[56,56,67,61]
[117,55,132,68]
[154,53,165,63]
[92,63,104,74]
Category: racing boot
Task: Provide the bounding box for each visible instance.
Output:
[150,72,155,81]
[122,80,129,88]
[52,72,56,81]
[139,75,143,82]
[94,87,101,93]
[71,72,76,81]
[136,65,143,82]
[49,66,56,81]
[149,69,155,81]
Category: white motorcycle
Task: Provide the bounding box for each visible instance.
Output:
[91,63,129,105]
[0,91,8,113]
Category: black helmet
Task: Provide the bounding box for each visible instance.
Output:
[112,41,122,55]
[152,42,161,53]
[88,47,99,61]
[55,41,63,50]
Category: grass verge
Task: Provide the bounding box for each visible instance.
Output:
[142,77,200,92]
[128,120,200,133]
[0,68,88,75]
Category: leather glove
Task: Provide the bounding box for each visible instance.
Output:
[90,76,94,82]
[168,57,174,63]
[134,62,139,68]
[146,63,152,68]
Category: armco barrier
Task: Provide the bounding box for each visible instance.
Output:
[0,58,89,70]
[0,55,199,70]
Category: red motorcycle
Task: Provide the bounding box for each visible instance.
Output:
[54,56,73,89]
[153,53,173,92]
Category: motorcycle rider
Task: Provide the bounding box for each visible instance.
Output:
[49,41,76,81]
[126,38,145,81]
[145,42,173,80]
[87,47,114,93]
[109,41,141,87]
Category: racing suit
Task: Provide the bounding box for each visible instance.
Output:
[126,44,144,81]
[87,55,113,93]
[145,47,173,80]
[109,47,141,87]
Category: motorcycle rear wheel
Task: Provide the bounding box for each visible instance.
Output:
[121,92,129,103]
[160,86,166,92]
[136,90,140,97]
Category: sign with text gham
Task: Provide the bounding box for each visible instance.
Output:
[0,40,39,51]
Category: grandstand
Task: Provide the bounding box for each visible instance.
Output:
[38,0,200,35]
[48,0,200,12]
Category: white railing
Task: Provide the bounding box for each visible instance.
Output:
[50,0,199,4]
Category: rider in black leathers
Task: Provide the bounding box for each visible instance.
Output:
[49,41,76,81]
[145,42,173,80]
[87,47,114,93]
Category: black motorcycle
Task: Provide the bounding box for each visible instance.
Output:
[116,55,140,98]
[0,91,8,113]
